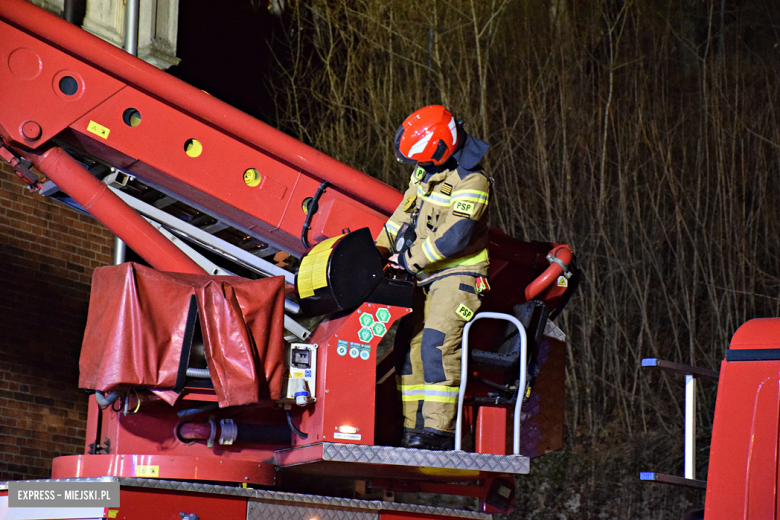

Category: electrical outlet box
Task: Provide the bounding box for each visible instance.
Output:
[282,343,317,406]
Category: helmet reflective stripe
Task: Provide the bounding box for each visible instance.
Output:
[408,132,433,158]
[448,117,457,146]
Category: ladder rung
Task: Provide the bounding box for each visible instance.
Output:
[641,358,719,380]
[640,472,706,489]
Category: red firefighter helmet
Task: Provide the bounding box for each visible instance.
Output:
[394,105,461,166]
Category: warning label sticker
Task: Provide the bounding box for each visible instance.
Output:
[333,432,361,441]
[135,465,159,477]
[87,120,110,139]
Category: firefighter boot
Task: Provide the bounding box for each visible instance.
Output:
[401,427,420,448]
[406,430,455,451]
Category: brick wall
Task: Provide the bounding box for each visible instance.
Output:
[0,163,114,480]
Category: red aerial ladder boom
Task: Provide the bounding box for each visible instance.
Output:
[0,0,400,262]
[0,1,582,518]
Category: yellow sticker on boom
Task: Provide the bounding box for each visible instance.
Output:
[135,464,159,477]
[455,304,474,321]
[87,120,110,139]
[453,200,475,216]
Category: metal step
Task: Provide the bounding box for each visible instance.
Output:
[275,442,530,481]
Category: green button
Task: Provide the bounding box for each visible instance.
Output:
[376,308,391,323]
[358,328,374,342]
[371,322,387,337]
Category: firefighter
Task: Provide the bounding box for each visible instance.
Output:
[376,105,491,451]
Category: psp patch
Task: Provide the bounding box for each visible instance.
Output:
[455,303,475,321]
[452,200,475,218]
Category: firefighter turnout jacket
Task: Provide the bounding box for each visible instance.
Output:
[376,159,490,284]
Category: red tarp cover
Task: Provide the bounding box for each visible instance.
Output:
[79,263,286,407]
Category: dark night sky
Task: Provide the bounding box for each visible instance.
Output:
[167,0,278,123]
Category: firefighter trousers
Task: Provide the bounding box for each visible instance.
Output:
[397,274,483,434]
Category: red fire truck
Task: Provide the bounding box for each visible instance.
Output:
[8,0,767,519]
